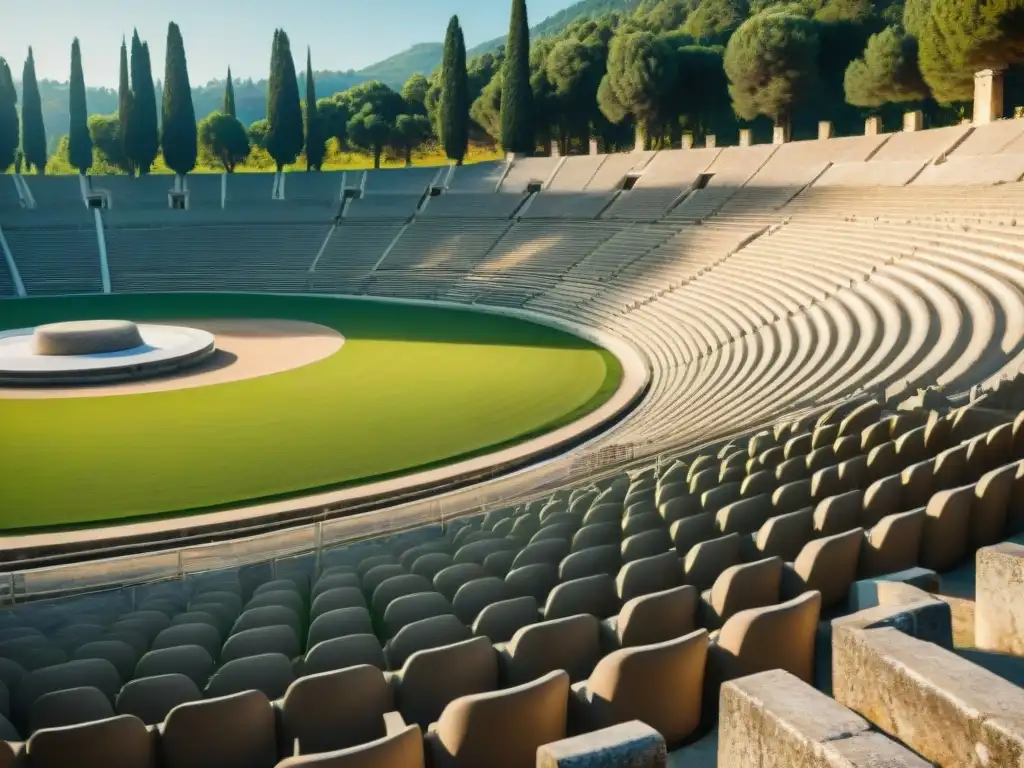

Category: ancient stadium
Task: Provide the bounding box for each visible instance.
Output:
[4,118,1024,767]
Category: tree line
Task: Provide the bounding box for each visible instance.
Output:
[0,0,1022,175]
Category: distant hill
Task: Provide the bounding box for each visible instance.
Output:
[467,0,637,57]
[352,0,638,87]
[18,0,637,150]
[357,43,445,87]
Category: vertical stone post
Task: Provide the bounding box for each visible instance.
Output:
[588,138,600,156]
[772,124,789,144]
[739,129,752,147]
[974,68,1006,125]
[818,121,833,140]
[681,134,694,149]
[705,135,717,149]
[865,116,881,136]
[903,110,924,132]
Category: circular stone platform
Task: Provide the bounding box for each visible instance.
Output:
[33,320,145,356]
[0,323,216,386]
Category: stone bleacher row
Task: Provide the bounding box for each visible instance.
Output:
[4,173,1024,470]
[0,394,1023,765]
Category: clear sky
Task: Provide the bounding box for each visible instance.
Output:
[3,0,576,88]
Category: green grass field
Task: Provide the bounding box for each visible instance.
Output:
[0,294,622,532]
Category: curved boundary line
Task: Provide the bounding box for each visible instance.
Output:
[0,291,650,567]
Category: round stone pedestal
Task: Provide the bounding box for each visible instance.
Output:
[32,320,145,356]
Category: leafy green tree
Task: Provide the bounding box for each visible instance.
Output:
[88,113,131,172]
[845,26,929,107]
[439,15,470,164]
[199,111,250,172]
[918,0,1024,104]
[598,31,678,148]
[931,0,1024,72]
[402,73,430,115]
[68,39,92,174]
[347,109,392,168]
[673,45,737,142]
[118,38,135,175]
[724,10,821,128]
[684,0,750,41]
[0,59,17,173]
[130,32,159,175]
[266,29,305,171]
[902,0,931,36]
[316,98,349,146]
[248,119,270,148]
[471,70,504,143]
[393,113,433,165]
[501,0,536,153]
[162,22,198,176]
[545,20,614,153]
[305,49,327,171]
[223,67,237,118]
[20,48,47,174]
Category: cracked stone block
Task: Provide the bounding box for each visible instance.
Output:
[833,625,1024,766]
[832,595,953,649]
[719,669,931,767]
[976,542,1024,656]
[537,721,667,768]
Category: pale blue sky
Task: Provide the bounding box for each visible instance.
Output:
[4,0,574,87]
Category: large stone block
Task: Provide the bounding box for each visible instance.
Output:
[719,669,931,767]
[976,542,1024,655]
[848,568,940,612]
[833,594,953,649]
[833,625,1024,766]
[536,721,666,768]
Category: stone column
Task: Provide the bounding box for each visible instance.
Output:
[865,116,881,136]
[681,134,694,149]
[772,124,789,144]
[903,110,924,132]
[588,139,600,156]
[974,67,1006,125]
[976,542,1024,655]
[818,121,833,141]
[739,129,752,147]
[550,142,561,159]
[705,135,717,149]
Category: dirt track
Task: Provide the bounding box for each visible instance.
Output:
[0,319,344,400]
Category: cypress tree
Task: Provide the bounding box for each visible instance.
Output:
[161,22,198,176]
[266,29,305,171]
[130,32,159,175]
[118,38,135,175]
[439,15,470,165]
[304,48,326,171]
[500,0,536,154]
[68,39,92,175]
[21,48,47,174]
[223,67,237,118]
[0,59,18,173]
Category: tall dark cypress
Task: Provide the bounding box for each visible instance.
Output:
[129,32,159,175]
[21,47,47,174]
[161,22,197,176]
[223,67,237,118]
[68,39,92,174]
[0,59,18,173]
[439,15,470,165]
[304,48,325,171]
[118,38,135,175]
[500,0,535,154]
[265,29,304,171]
